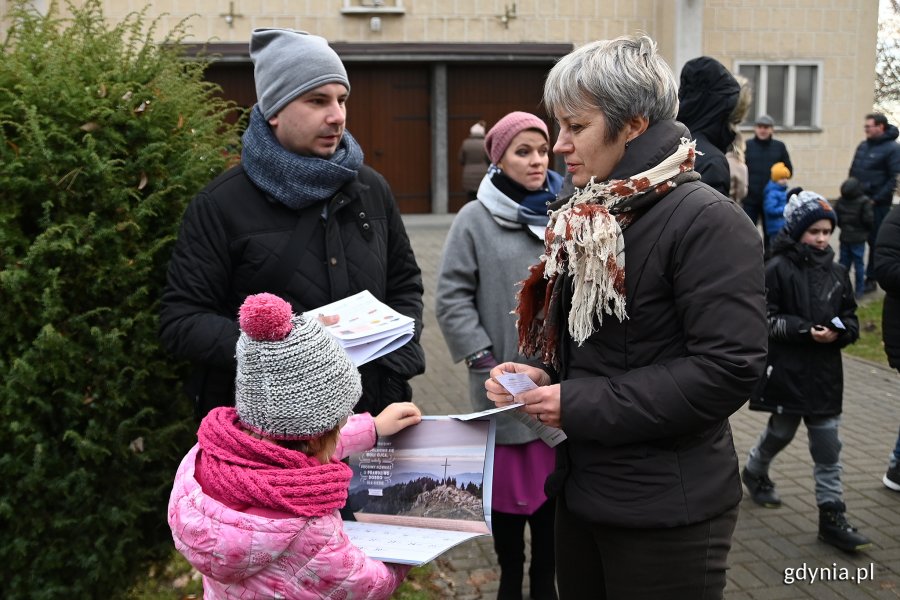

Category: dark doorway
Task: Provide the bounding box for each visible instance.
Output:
[447,64,553,213]
[345,64,432,214]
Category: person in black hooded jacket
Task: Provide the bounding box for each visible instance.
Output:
[834,177,874,297]
[743,191,871,553]
[676,56,740,197]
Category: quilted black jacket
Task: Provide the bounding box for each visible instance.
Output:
[159,164,425,417]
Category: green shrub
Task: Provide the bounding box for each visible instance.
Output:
[0,1,243,597]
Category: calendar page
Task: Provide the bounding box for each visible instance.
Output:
[342,522,483,565]
[344,417,495,565]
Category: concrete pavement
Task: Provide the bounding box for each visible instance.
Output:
[401,214,900,600]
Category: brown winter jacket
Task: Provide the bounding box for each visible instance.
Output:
[459,135,489,193]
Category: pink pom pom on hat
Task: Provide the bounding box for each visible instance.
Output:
[238,292,294,341]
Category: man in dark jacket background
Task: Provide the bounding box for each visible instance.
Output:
[676,56,740,197]
[850,112,900,293]
[745,114,793,247]
[159,28,425,418]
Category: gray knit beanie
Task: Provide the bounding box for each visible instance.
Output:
[250,28,350,120]
[234,293,362,440]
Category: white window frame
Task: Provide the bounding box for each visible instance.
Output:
[341,0,406,14]
[734,60,824,131]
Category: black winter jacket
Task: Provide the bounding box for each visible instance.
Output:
[849,125,900,206]
[749,234,858,416]
[745,137,793,209]
[874,206,900,370]
[159,164,425,417]
[834,178,874,245]
[692,132,731,197]
[543,120,768,529]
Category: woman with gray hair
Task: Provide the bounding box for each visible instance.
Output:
[485,35,768,599]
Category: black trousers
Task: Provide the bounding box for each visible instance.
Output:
[492,498,557,600]
[554,498,738,600]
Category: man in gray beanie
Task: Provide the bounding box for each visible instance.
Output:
[160,28,425,420]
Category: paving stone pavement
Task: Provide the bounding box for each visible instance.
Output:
[401,214,900,600]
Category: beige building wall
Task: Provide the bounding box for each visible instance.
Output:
[703,1,880,199]
[86,0,660,47]
[1,0,881,204]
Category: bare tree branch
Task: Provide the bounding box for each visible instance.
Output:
[875,0,900,119]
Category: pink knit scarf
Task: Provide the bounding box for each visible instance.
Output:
[196,407,352,518]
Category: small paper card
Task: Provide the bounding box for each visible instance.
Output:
[495,372,539,394]
[493,372,568,448]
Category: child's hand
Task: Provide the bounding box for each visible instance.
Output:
[374,402,422,437]
[811,324,839,343]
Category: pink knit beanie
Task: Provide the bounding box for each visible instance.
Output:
[484,111,549,165]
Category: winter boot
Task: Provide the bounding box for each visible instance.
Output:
[818,502,872,552]
[741,466,782,508]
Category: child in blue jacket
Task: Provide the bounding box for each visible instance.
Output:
[763,162,792,250]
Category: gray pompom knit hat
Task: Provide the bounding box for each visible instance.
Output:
[234,293,362,440]
[250,28,350,120]
[783,190,837,241]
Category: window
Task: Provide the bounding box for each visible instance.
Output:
[735,61,822,130]
[341,0,405,13]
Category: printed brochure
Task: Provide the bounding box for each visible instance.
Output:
[304,290,415,366]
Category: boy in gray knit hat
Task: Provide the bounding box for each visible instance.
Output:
[159,28,426,420]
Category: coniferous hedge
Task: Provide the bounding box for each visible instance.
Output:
[0,1,243,597]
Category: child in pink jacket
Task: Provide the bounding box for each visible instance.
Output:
[168,293,422,599]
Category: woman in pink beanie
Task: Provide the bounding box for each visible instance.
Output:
[437,111,561,599]
[168,292,422,599]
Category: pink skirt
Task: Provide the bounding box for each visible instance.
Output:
[491,439,556,515]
